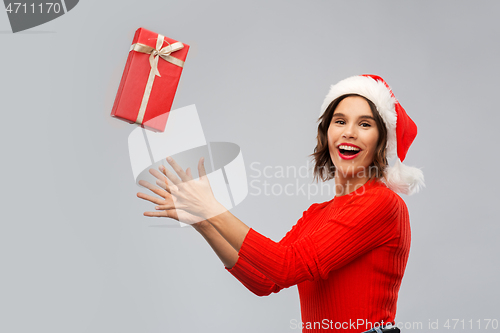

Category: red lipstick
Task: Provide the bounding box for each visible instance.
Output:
[337,143,361,149]
[337,143,362,160]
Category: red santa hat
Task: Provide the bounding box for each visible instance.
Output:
[320,74,425,195]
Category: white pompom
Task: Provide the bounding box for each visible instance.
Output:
[383,159,425,195]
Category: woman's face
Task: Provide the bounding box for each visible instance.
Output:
[327,96,380,179]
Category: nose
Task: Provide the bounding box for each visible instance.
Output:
[341,123,357,139]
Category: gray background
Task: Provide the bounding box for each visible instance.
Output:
[1,1,499,332]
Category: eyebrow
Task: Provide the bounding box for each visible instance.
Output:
[332,112,376,121]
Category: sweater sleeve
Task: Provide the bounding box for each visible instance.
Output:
[237,188,401,288]
[225,203,320,296]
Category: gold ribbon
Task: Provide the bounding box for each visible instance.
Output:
[130,34,185,125]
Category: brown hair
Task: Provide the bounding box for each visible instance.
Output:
[310,94,388,182]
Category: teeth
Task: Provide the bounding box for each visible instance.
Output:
[339,145,360,151]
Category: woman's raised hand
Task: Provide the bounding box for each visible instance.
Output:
[136,166,207,226]
[158,156,226,220]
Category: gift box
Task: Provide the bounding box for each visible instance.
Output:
[111,27,190,132]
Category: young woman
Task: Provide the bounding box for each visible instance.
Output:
[137,74,424,333]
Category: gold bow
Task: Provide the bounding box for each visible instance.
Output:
[130,35,184,76]
[130,34,185,125]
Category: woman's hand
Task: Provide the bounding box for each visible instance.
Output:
[159,156,226,220]
[136,167,209,226]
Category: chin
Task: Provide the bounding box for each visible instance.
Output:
[334,162,372,178]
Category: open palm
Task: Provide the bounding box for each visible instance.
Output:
[137,168,205,225]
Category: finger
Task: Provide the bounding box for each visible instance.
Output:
[155,179,170,192]
[143,210,177,219]
[138,179,170,197]
[148,169,172,192]
[138,179,153,188]
[137,192,165,205]
[155,203,178,210]
[185,167,193,180]
[198,157,207,178]
[156,179,180,194]
[159,164,182,185]
[166,156,191,182]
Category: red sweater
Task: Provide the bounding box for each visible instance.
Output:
[226,178,411,332]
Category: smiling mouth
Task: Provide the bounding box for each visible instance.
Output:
[337,146,362,160]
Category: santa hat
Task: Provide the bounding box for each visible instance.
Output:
[320,74,425,195]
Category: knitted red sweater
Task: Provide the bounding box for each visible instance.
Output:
[226,178,410,332]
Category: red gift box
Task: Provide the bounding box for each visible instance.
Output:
[111,27,190,132]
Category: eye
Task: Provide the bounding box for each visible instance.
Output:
[334,120,345,125]
[360,123,371,128]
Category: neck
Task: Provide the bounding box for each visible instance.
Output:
[334,174,372,197]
